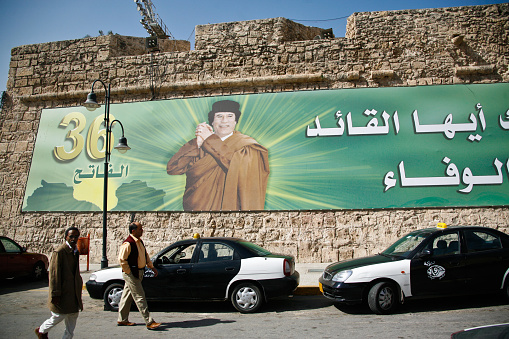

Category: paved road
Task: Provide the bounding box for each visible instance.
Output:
[1,277,508,339]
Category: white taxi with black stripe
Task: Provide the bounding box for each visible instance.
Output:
[86,235,299,313]
[319,224,509,314]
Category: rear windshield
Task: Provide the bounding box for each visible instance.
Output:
[238,241,272,256]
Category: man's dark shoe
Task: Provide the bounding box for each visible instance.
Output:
[35,328,48,339]
[117,321,136,326]
[147,321,161,330]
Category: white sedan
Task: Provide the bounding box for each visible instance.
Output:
[319,225,509,314]
[86,236,300,313]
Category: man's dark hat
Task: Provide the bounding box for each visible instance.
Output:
[208,100,242,124]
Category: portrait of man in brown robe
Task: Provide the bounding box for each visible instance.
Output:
[167,100,269,211]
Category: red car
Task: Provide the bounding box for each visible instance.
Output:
[0,236,49,280]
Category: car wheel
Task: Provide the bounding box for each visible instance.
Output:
[103,283,124,312]
[31,261,46,280]
[231,283,263,313]
[367,281,399,315]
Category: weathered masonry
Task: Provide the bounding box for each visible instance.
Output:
[1,3,508,263]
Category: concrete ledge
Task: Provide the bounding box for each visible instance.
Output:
[17,73,325,102]
[455,65,495,76]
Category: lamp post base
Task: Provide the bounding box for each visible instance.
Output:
[101,257,109,269]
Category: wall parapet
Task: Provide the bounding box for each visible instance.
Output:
[195,17,325,50]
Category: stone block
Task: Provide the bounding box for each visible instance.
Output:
[16,67,33,77]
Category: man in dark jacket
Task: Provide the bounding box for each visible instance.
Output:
[35,227,83,339]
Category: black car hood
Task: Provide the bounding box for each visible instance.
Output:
[325,254,396,272]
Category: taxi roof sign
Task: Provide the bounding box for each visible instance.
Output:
[193,233,201,239]
[437,223,447,229]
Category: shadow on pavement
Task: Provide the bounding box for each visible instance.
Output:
[145,295,334,314]
[0,277,48,295]
[263,295,335,313]
[159,318,236,330]
[334,293,507,315]
[401,293,507,314]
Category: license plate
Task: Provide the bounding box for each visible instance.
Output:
[319,282,323,293]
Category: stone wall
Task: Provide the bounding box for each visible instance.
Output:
[344,4,508,85]
[195,17,324,50]
[1,3,508,263]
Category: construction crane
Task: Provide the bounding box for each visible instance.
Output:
[134,0,173,39]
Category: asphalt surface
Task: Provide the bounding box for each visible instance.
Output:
[1,263,508,338]
[1,274,508,339]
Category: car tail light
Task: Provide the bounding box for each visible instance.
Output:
[283,259,293,276]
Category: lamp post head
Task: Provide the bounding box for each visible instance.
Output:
[114,136,131,154]
[84,91,101,111]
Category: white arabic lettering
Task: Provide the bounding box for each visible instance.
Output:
[384,157,505,193]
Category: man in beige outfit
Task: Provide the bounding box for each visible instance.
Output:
[167,100,269,211]
[117,222,161,330]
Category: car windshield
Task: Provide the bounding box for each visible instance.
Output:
[238,241,272,256]
[381,231,432,258]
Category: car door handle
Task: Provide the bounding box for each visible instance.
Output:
[176,269,187,274]
[225,267,235,271]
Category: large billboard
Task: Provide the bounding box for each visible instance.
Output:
[23,83,509,212]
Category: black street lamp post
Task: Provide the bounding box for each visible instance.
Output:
[84,80,130,269]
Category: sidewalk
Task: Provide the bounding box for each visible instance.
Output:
[293,263,329,295]
[81,262,328,296]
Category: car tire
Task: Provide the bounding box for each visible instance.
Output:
[367,281,399,315]
[103,283,124,312]
[31,261,46,280]
[231,283,263,313]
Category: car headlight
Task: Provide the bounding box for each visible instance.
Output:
[332,270,352,282]
[89,274,97,281]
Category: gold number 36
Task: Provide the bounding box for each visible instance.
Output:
[53,112,116,161]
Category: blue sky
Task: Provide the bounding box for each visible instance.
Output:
[0,0,504,92]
